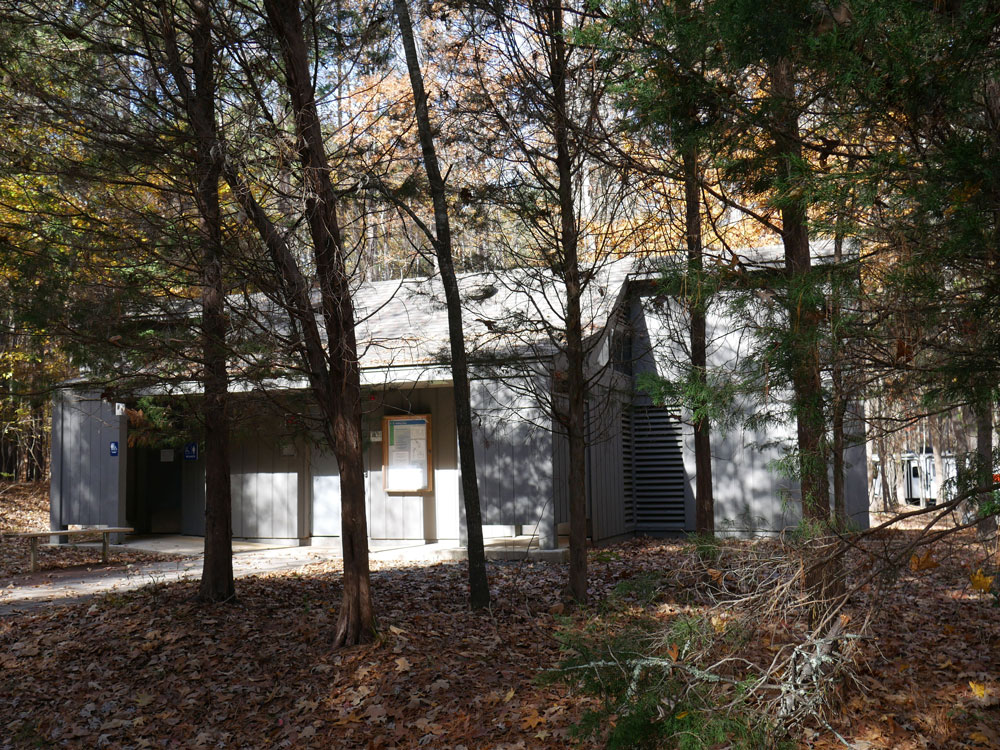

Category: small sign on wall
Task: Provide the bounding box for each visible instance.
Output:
[109,441,119,457]
[184,442,199,461]
[160,449,175,462]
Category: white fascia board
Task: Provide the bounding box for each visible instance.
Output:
[127,366,454,398]
[360,365,453,388]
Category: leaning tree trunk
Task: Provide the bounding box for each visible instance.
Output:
[392,0,490,610]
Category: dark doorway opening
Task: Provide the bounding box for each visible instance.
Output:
[126,445,183,533]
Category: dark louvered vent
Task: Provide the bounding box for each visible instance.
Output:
[622,410,635,528]
[631,406,687,531]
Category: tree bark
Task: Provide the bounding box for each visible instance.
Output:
[544,0,588,604]
[831,392,845,522]
[875,412,894,511]
[930,412,945,504]
[392,0,490,610]
[160,0,234,602]
[831,233,846,526]
[769,57,830,523]
[683,145,714,536]
[192,1,234,604]
[224,146,375,645]
[974,398,995,537]
[260,0,374,646]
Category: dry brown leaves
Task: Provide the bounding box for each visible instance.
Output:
[0,482,182,579]
[0,539,676,749]
[0,503,997,749]
[1,564,562,748]
[811,523,1000,749]
[0,481,49,532]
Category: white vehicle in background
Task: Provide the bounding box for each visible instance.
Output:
[869,450,959,508]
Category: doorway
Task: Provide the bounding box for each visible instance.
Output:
[127,445,183,533]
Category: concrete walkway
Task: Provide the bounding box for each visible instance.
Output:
[0,535,567,615]
[120,534,568,562]
[0,545,332,616]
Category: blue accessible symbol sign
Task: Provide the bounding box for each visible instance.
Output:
[184,442,199,461]
[109,441,119,457]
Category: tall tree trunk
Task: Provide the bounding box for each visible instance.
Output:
[392,0,490,610]
[224,155,373,643]
[193,2,233,603]
[770,57,830,522]
[930,412,945,504]
[543,0,587,604]
[876,423,893,511]
[30,402,45,481]
[683,146,714,536]
[831,393,845,521]
[199,233,233,603]
[894,435,907,507]
[770,57,836,620]
[329,405,372,646]
[160,0,234,601]
[831,232,846,526]
[974,398,995,537]
[262,0,374,646]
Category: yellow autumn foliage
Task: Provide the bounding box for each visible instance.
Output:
[969,569,994,593]
[969,680,988,700]
[909,550,939,572]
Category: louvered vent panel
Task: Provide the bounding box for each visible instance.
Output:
[622,410,635,528]
[632,407,687,531]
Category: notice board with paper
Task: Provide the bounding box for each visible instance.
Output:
[382,415,433,493]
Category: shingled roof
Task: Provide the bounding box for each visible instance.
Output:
[151,239,846,392]
[350,238,845,381]
[351,255,640,379]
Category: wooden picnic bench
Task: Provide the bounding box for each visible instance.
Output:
[8,527,134,572]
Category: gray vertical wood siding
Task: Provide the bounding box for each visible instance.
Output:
[310,446,342,537]
[55,270,870,548]
[310,385,460,542]
[634,290,870,534]
[230,427,303,540]
[470,378,556,547]
[582,393,630,543]
[551,372,632,544]
[181,455,206,536]
[552,419,568,528]
[50,391,127,535]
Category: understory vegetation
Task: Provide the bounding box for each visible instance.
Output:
[2,482,998,749]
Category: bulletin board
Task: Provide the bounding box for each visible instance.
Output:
[382,415,433,493]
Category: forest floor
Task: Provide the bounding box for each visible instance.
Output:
[1,484,998,749]
[0,482,182,579]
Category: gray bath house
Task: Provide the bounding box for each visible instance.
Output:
[49,248,870,549]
